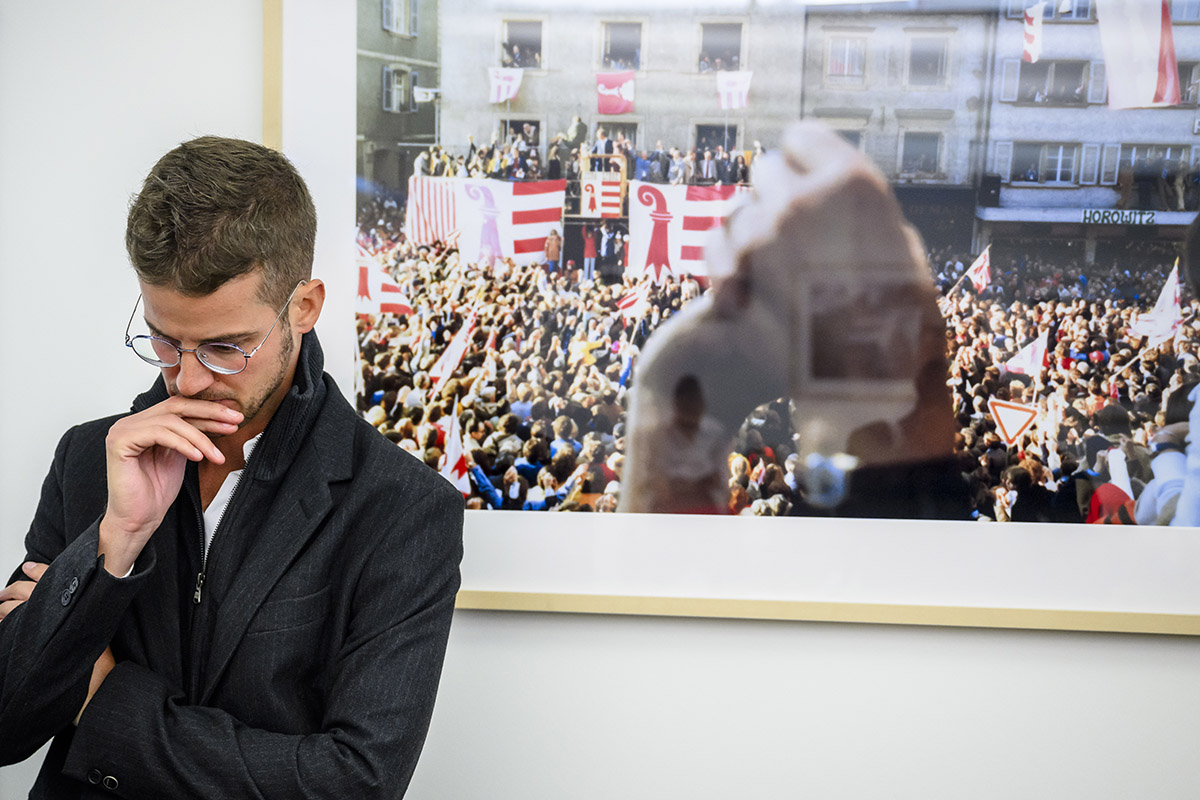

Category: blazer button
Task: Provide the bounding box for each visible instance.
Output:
[87,769,101,784]
[102,775,119,790]
[69,577,79,592]
[60,590,72,607]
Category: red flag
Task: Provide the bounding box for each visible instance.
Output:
[965,247,991,293]
[1096,0,1181,108]
[596,71,635,114]
[428,310,477,386]
[580,174,622,218]
[1023,2,1046,63]
[355,250,414,316]
[437,407,471,495]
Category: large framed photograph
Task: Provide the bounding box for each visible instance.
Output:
[271,0,1200,633]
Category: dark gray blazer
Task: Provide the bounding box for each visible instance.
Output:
[0,332,464,798]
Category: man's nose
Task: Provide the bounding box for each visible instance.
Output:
[175,350,216,397]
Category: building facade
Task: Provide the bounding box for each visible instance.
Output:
[358,0,441,195]
[436,0,805,162]
[802,3,993,253]
[979,0,1200,265]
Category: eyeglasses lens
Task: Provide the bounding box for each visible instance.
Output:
[131,336,178,367]
[197,343,249,374]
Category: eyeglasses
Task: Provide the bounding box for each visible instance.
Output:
[124,282,304,375]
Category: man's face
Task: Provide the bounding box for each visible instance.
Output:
[139,271,299,438]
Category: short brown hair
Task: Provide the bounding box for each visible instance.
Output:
[126,136,316,307]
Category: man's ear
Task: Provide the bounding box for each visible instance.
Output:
[292,279,325,334]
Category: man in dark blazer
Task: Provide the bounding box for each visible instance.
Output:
[0,137,464,798]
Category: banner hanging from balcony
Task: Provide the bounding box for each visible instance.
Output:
[488,67,524,103]
[716,70,753,110]
[596,70,635,114]
[1022,2,1045,63]
[405,176,566,268]
[1095,0,1180,108]
[626,181,749,283]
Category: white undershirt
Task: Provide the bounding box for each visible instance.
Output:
[201,434,261,555]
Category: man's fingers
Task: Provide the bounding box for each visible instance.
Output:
[22,562,48,581]
[110,414,227,464]
[0,599,22,620]
[155,397,244,424]
[0,579,35,604]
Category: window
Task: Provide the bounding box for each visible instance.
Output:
[1173,0,1200,21]
[382,0,417,36]
[1007,0,1092,20]
[901,132,940,176]
[500,119,541,149]
[1180,62,1200,104]
[603,22,642,70]
[907,36,947,87]
[837,130,863,149]
[1016,60,1089,104]
[381,65,412,113]
[1119,144,1192,168]
[604,122,640,150]
[826,36,866,84]
[699,23,742,72]
[695,124,736,153]
[1010,142,1078,183]
[502,21,542,68]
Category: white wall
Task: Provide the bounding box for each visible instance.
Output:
[3,2,1200,798]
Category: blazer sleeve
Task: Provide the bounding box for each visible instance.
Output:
[0,425,152,765]
[60,482,465,800]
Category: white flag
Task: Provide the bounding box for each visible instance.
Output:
[1023,3,1047,63]
[1129,263,1183,346]
[1005,329,1049,377]
[488,67,524,103]
[428,310,477,386]
[716,71,753,110]
[1096,0,1181,108]
[965,246,991,293]
[438,406,471,495]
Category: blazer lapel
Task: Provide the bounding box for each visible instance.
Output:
[197,468,333,705]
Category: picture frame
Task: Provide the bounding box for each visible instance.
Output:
[265,0,1200,635]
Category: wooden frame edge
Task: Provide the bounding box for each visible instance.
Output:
[455,590,1200,636]
[262,0,284,150]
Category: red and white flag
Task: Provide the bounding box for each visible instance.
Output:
[1129,262,1183,345]
[627,181,749,282]
[615,283,651,320]
[437,406,471,495]
[405,176,457,246]
[428,310,477,386]
[597,71,635,114]
[1096,0,1180,108]
[1023,2,1047,63]
[965,246,991,293]
[406,178,566,267]
[580,174,622,218]
[716,71,753,110]
[355,248,414,317]
[1005,329,1049,377]
[488,67,524,103]
[456,179,566,267]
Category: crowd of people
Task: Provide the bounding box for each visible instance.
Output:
[408,124,759,192]
[356,193,1199,523]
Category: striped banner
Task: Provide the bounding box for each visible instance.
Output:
[627,181,749,280]
[406,176,457,246]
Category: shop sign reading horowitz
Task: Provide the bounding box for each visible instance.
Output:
[1081,208,1157,225]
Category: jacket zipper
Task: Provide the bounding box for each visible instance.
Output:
[193,454,253,604]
